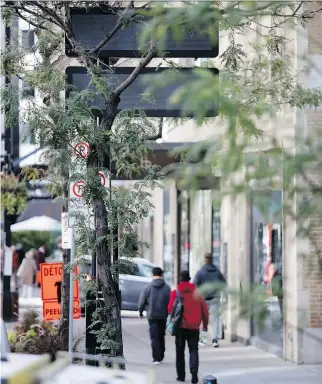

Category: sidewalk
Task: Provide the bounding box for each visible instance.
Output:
[5,300,322,383]
[122,317,322,384]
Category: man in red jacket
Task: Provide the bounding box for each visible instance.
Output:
[168,270,209,384]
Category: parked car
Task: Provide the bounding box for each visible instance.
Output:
[78,257,154,312]
[119,257,154,311]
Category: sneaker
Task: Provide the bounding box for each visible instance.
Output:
[176,378,185,382]
[152,361,160,365]
[198,341,206,347]
[191,371,198,384]
[213,339,219,348]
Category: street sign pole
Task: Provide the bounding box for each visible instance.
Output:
[68,227,75,357]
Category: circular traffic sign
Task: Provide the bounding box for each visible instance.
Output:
[72,180,86,198]
[98,171,106,187]
[74,142,90,159]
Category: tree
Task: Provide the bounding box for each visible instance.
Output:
[2,0,322,357]
[1,1,164,356]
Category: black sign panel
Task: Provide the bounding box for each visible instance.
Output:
[67,8,219,58]
[66,67,218,118]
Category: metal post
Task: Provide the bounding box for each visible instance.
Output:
[68,228,75,356]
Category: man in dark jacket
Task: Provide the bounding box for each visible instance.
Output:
[193,252,226,348]
[138,267,171,364]
[168,270,208,384]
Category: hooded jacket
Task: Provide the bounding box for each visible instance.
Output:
[193,264,226,300]
[168,282,209,330]
[138,278,171,319]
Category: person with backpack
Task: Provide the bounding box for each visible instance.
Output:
[168,270,208,384]
[193,252,226,348]
[138,267,171,364]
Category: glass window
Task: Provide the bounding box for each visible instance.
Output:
[212,207,221,267]
[139,263,153,278]
[22,30,35,49]
[251,190,283,349]
[119,261,139,276]
[163,190,174,285]
[22,80,35,98]
[180,191,190,272]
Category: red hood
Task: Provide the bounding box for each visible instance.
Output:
[178,281,196,293]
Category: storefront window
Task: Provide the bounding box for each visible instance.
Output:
[180,191,190,272]
[189,190,212,279]
[212,208,221,267]
[163,190,174,285]
[251,190,283,349]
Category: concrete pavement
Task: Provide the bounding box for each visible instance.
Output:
[5,296,322,383]
[122,316,322,384]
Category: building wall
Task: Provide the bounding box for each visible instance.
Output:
[146,6,322,364]
[287,3,322,363]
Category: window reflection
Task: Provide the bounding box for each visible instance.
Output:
[251,191,283,349]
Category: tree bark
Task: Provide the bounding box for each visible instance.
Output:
[88,95,123,357]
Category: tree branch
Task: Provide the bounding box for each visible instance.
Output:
[89,1,134,56]
[14,8,52,33]
[146,118,163,141]
[113,47,157,98]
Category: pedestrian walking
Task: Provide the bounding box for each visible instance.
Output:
[138,267,171,364]
[11,246,20,290]
[17,249,37,298]
[193,252,226,348]
[168,270,209,384]
[16,243,25,267]
[35,243,47,270]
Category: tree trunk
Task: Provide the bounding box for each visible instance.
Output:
[88,95,123,357]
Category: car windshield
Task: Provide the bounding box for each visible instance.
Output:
[140,263,153,277]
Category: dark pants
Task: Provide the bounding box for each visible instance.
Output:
[175,328,199,379]
[148,319,166,362]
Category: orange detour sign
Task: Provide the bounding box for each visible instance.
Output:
[43,299,81,321]
[40,262,79,301]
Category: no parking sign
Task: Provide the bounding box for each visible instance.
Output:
[73,142,89,158]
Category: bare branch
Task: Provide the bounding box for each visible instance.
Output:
[89,1,134,56]
[113,48,157,98]
[14,8,52,33]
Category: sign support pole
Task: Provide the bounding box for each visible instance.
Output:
[68,227,75,356]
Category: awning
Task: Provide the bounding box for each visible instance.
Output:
[17,199,62,223]
[11,216,61,232]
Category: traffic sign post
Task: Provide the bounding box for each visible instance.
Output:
[68,227,76,357]
[61,212,72,249]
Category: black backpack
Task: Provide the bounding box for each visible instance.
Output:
[167,289,184,336]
